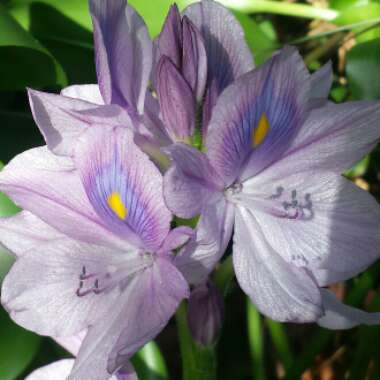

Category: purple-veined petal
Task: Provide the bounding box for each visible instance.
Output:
[184,0,254,127]
[175,198,234,285]
[310,61,332,100]
[69,256,188,380]
[154,4,182,70]
[25,359,137,380]
[54,330,86,356]
[206,46,311,185]
[28,89,131,156]
[163,143,224,218]
[181,16,207,102]
[0,147,132,250]
[156,56,196,142]
[318,289,380,329]
[262,100,380,176]
[25,359,75,380]
[240,168,380,275]
[142,92,172,146]
[233,206,323,322]
[90,0,152,114]
[1,238,149,337]
[75,126,171,251]
[159,226,193,253]
[0,211,64,257]
[61,84,105,105]
[313,267,368,287]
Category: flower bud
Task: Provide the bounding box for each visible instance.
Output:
[187,282,224,347]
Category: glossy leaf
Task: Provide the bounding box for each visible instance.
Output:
[346,38,380,100]
[0,4,65,89]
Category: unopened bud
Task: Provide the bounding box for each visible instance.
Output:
[187,282,224,346]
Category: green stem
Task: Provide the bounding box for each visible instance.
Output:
[217,0,338,21]
[176,302,217,380]
[132,341,169,380]
[247,299,266,380]
[266,319,294,372]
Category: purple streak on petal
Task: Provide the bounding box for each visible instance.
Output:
[310,61,332,100]
[154,4,182,70]
[0,211,64,257]
[1,238,147,337]
[175,199,234,285]
[156,56,196,141]
[25,359,75,380]
[69,256,188,380]
[61,84,105,105]
[159,226,194,253]
[318,289,380,329]
[75,126,171,251]
[90,0,152,114]
[206,47,311,185]
[0,147,130,250]
[184,0,254,128]
[233,206,323,322]
[28,89,132,156]
[163,143,224,218]
[182,16,207,102]
[188,282,224,346]
[241,171,380,275]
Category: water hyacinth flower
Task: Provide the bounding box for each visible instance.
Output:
[27,0,254,161]
[164,45,380,328]
[0,126,191,379]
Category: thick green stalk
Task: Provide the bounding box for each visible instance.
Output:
[176,302,217,380]
[217,0,338,21]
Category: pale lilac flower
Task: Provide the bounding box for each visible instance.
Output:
[27,0,254,162]
[164,46,380,328]
[0,126,191,379]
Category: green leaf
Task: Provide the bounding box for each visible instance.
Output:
[346,38,380,100]
[0,306,42,380]
[26,2,96,84]
[334,3,380,25]
[8,0,93,31]
[0,110,43,163]
[330,0,366,11]
[345,155,370,178]
[234,12,277,65]
[0,4,66,89]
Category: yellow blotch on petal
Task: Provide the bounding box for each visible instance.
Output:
[107,192,127,220]
[252,113,270,148]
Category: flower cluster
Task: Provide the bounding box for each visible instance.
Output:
[1,0,380,379]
